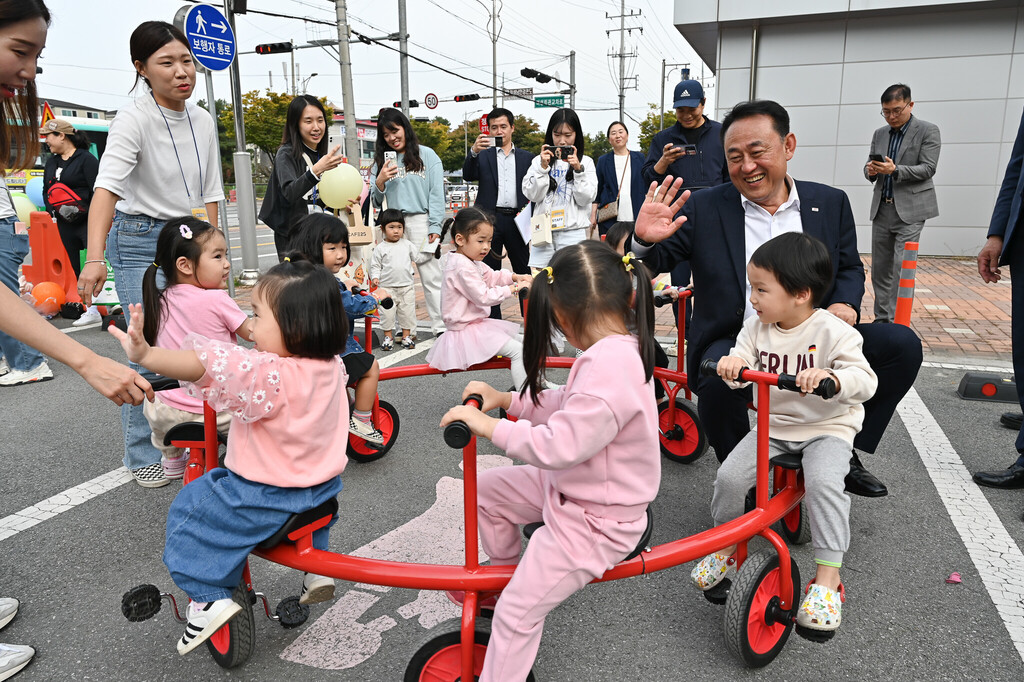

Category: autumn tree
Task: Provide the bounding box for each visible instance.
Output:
[197,98,233,184]
[637,104,676,155]
[585,131,612,159]
[511,114,545,155]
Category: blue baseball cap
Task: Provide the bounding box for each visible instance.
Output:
[673,80,704,108]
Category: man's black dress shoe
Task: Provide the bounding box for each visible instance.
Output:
[1000,412,1023,431]
[973,463,1024,489]
[845,452,888,497]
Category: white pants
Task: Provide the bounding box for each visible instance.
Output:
[403,213,444,334]
[378,283,416,334]
[497,337,527,391]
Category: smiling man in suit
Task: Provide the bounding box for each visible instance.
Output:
[463,107,535,318]
[628,99,923,497]
[864,84,940,323]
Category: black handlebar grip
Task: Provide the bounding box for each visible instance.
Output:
[378,297,394,309]
[699,359,719,377]
[145,375,180,392]
[776,373,837,399]
[443,394,485,449]
[653,292,674,308]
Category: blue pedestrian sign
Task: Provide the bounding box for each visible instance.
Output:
[183,4,235,71]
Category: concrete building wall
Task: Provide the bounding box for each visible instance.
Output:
[676,1,1024,256]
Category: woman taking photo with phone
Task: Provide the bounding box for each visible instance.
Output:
[77,20,224,489]
[592,121,645,238]
[369,108,446,337]
[259,94,344,259]
[522,107,597,269]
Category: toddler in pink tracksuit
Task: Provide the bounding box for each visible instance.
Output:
[426,207,532,389]
[441,241,661,681]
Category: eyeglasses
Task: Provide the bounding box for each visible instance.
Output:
[880,105,909,119]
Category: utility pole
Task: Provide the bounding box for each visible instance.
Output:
[606,2,642,122]
[569,51,576,109]
[398,0,409,115]
[660,60,689,130]
[490,0,499,106]
[335,0,359,169]
[224,0,259,284]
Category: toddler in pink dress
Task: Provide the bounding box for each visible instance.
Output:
[426,207,532,389]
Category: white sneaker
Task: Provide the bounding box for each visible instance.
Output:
[0,599,17,631]
[0,643,33,681]
[299,572,336,605]
[665,341,678,357]
[72,306,102,328]
[348,416,385,445]
[131,463,169,488]
[177,598,242,655]
[0,362,52,387]
[0,358,7,377]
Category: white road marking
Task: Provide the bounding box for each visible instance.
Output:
[922,360,1013,373]
[898,387,1024,661]
[0,468,133,541]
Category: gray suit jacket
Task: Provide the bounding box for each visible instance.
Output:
[864,116,941,224]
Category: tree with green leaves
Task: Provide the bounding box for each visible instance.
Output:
[511,114,545,155]
[218,90,332,179]
[585,131,612,160]
[197,98,233,184]
[637,103,676,155]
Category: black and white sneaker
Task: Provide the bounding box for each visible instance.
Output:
[177,598,242,655]
[131,463,169,488]
[299,572,336,605]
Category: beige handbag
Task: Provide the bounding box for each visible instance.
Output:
[530,209,553,246]
[596,154,630,223]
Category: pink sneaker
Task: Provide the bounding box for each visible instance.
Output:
[162,451,187,480]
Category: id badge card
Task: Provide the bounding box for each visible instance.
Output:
[190,196,209,222]
[550,209,566,230]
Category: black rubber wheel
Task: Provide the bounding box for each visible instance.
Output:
[205,579,256,669]
[275,595,310,629]
[403,630,536,681]
[658,398,708,464]
[348,400,400,463]
[723,550,800,668]
[121,584,162,622]
[773,501,811,545]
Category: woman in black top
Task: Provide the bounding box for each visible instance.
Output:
[41,118,98,278]
[259,95,344,259]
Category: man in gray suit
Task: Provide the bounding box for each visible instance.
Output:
[864,83,941,322]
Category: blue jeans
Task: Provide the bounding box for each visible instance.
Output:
[107,211,164,470]
[163,468,342,602]
[0,217,45,371]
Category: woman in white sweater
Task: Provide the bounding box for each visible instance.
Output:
[521,108,597,269]
[77,21,224,489]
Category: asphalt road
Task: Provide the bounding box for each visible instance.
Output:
[0,321,1022,680]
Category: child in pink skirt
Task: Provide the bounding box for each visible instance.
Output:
[426,207,532,389]
[440,241,661,681]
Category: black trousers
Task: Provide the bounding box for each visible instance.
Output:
[1007,234,1024,463]
[56,217,88,278]
[693,322,922,462]
[484,212,530,319]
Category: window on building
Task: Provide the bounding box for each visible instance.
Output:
[86,112,99,119]
[60,109,77,117]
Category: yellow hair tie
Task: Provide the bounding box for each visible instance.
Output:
[622,252,635,272]
[152,262,158,268]
[283,256,291,262]
[540,266,554,284]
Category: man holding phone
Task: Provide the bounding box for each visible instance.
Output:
[641,79,729,353]
[463,107,534,318]
[864,83,941,322]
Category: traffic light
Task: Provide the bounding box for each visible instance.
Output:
[454,94,480,102]
[521,67,552,84]
[392,100,419,108]
[255,42,292,54]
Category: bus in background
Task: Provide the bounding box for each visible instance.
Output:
[6,115,110,190]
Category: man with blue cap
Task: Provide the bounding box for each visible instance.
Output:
[641,78,729,355]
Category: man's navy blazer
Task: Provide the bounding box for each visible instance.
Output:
[631,180,865,376]
[462,146,534,211]
[992,109,1024,264]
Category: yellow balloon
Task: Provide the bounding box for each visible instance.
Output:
[10,192,36,224]
[318,164,365,209]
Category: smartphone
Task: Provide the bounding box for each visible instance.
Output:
[868,153,885,162]
[679,144,697,156]
[548,145,575,159]
[494,135,504,147]
[328,134,340,155]
[384,150,404,178]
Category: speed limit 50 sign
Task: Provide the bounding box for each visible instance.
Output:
[424,93,438,109]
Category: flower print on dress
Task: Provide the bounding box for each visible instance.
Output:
[267,370,280,385]
[252,389,266,405]
[238,358,253,373]
[181,333,285,423]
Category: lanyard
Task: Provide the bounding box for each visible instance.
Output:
[152,93,204,200]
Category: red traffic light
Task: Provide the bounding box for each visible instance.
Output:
[255,42,293,55]
[392,100,419,108]
[454,94,480,102]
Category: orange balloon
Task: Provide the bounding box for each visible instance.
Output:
[32,281,65,315]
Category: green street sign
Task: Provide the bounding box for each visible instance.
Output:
[535,95,564,108]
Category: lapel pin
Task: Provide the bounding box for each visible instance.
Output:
[811,207,819,212]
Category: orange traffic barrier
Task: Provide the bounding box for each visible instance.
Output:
[22,210,80,304]
[893,240,918,327]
